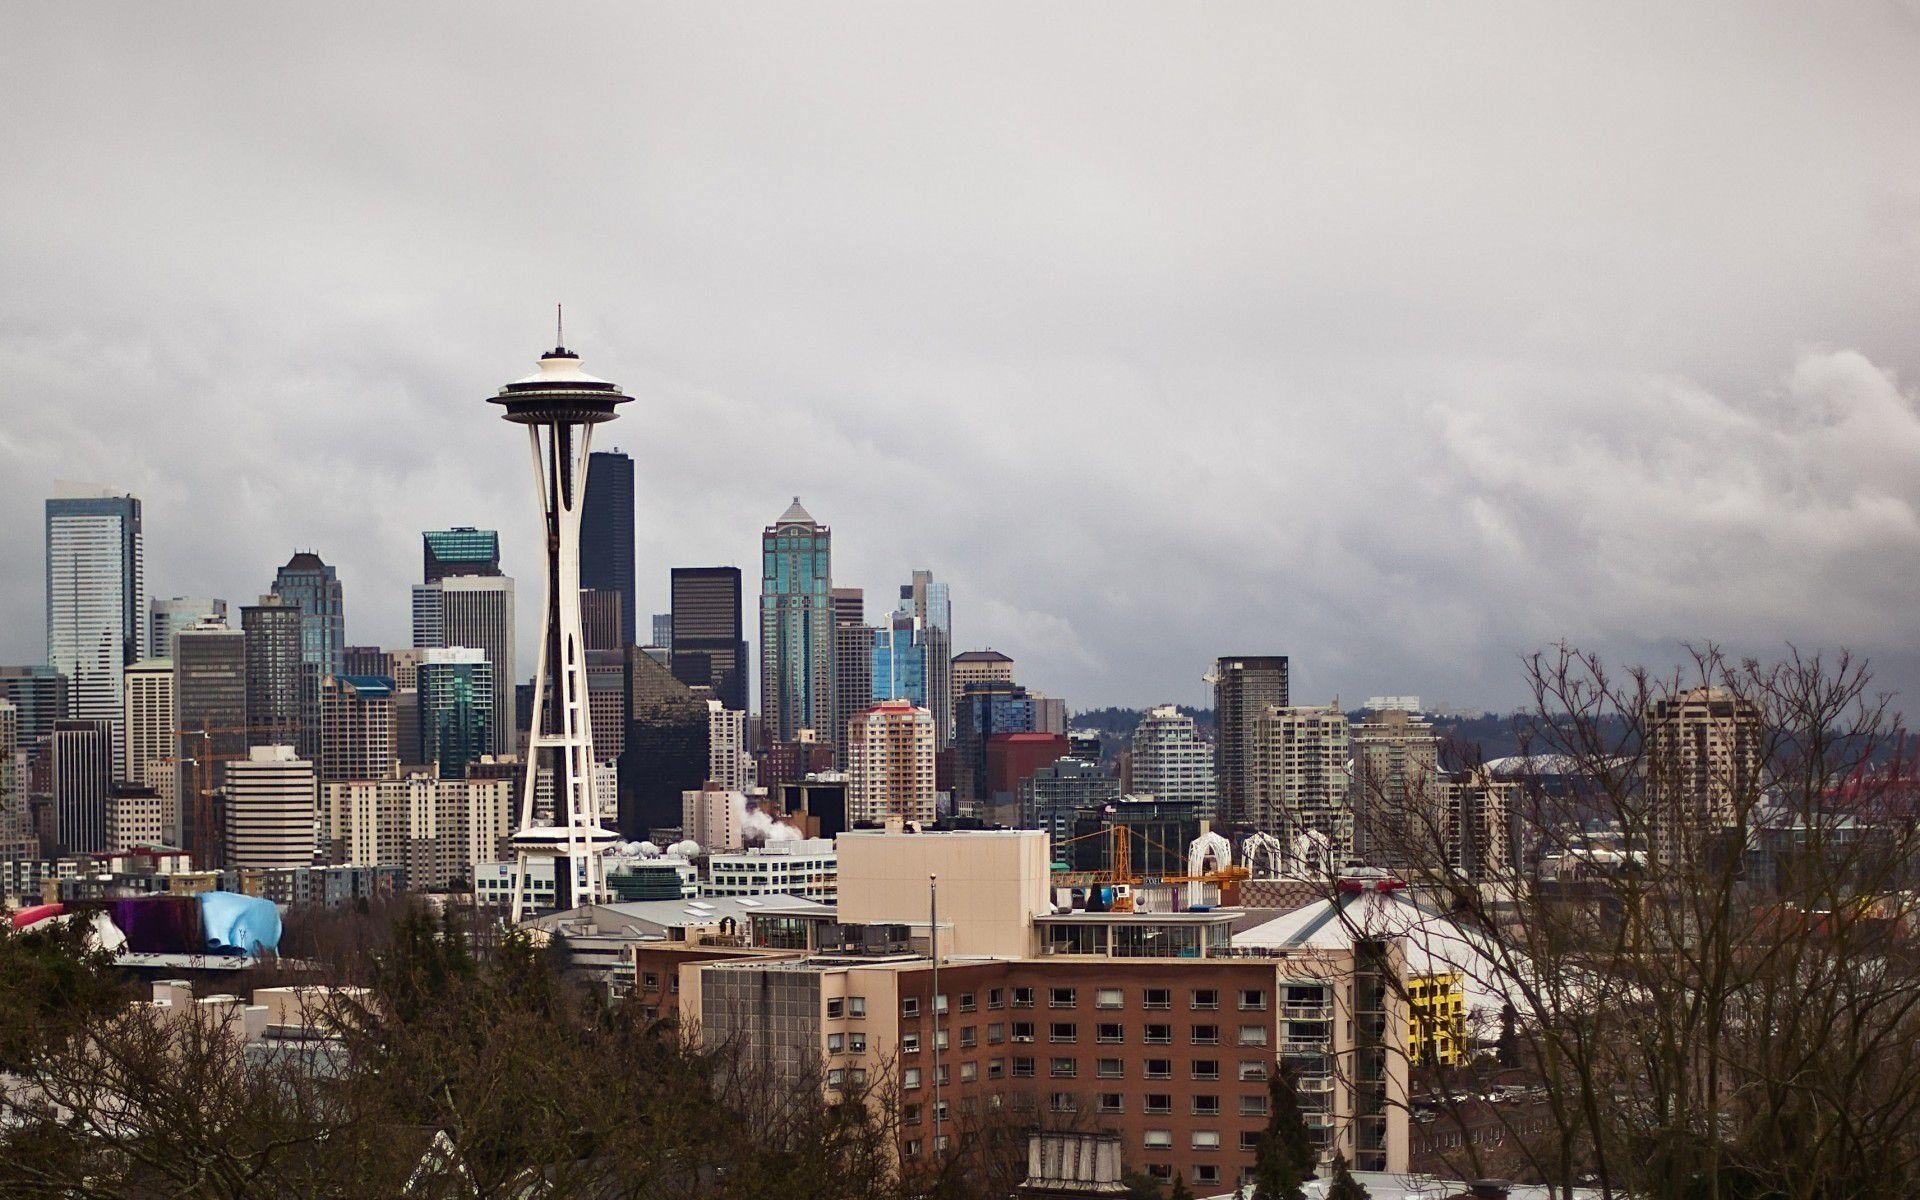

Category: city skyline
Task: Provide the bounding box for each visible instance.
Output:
[4,6,1920,714]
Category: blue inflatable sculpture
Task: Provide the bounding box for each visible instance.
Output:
[198,891,283,955]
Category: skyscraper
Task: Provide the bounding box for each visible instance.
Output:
[670,566,748,713]
[149,596,225,659]
[581,450,637,648]
[224,745,317,870]
[830,588,872,766]
[174,617,247,863]
[122,658,174,814]
[951,649,1014,697]
[618,646,709,841]
[904,571,954,748]
[438,575,516,756]
[489,335,630,919]
[1212,655,1290,828]
[1254,705,1353,870]
[1350,707,1440,870]
[760,499,832,746]
[45,487,144,749]
[650,612,672,650]
[241,594,305,750]
[1129,705,1217,813]
[422,527,501,584]
[1646,686,1762,867]
[51,718,114,855]
[954,680,1038,807]
[319,674,398,783]
[0,665,68,747]
[846,699,937,825]
[580,588,623,651]
[417,647,494,780]
[271,552,346,679]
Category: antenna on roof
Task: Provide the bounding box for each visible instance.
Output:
[556,303,565,350]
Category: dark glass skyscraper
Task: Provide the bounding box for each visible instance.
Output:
[271,552,346,679]
[1212,654,1290,828]
[670,566,747,713]
[759,499,832,745]
[241,595,305,748]
[422,527,501,584]
[581,449,636,647]
[45,489,143,742]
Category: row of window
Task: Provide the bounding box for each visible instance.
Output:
[895,985,1296,1017]
[904,1057,1286,1084]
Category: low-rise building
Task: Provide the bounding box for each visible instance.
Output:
[703,838,837,901]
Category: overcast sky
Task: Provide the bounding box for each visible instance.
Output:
[4,3,1919,714]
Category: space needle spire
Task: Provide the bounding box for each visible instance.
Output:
[489,323,632,921]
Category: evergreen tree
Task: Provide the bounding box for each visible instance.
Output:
[1251,1062,1317,1200]
[1325,1152,1371,1200]
[1495,1001,1520,1068]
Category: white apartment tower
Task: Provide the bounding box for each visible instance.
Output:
[123,657,174,794]
[1255,704,1354,870]
[1646,686,1762,867]
[707,700,756,792]
[1351,707,1442,871]
[225,745,318,870]
[1129,705,1217,813]
[846,699,937,825]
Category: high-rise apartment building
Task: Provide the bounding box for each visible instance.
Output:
[846,699,937,825]
[51,718,114,855]
[671,567,748,714]
[149,596,225,659]
[241,595,305,750]
[1350,708,1441,870]
[1128,706,1217,813]
[0,666,69,747]
[271,552,346,679]
[903,571,953,748]
[760,500,833,746]
[321,771,514,891]
[1253,705,1353,871]
[417,648,494,781]
[0,700,26,856]
[1212,656,1290,828]
[422,527,501,585]
[173,618,247,863]
[1646,686,1763,867]
[707,700,756,793]
[123,658,174,806]
[46,488,144,749]
[224,745,317,870]
[319,675,398,783]
[580,450,636,648]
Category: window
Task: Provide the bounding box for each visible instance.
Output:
[1145,1024,1173,1044]
[1194,1165,1221,1186]
[1192,1023,1220,1045]
[848,996,867,1018]
[827,1033,845,1053]
[827,998,845,1019]
[959,1026,977,1049]
[1013,1057,1036,1078]
[934,994,949,1015]
[1099,1093,1124,1113]
[1096,1058,1124,1079]
[935,1029,950,1050]
[1145,1058,1173,1079]
[959,992,976,1012]
[1097,1023,1124,1043]
[1240,1094,1270,1116]
[1050,988,1077,1008]
[1050,1092,1077,1113]
[1192,1130,1222,1150]
[827,1068,845,1087]
[989,988,1005,1009]
[904,1068,922,1090]
[1013,987,1035,1008]
[903,1103,922,1125]
[987,1023,1005,1044]
[1238,1026,1269,1047]
[1191,988,1219,1010]
[988,1058,1005,1080]
[1145,1094,1173,1114]
[1095,987,1124,1009]
[902,1033,921,1054]
[1192,1095,1221,1116]
[1050,1057,1077,1078]
[905,1140,922,1157]
[1239,1061,1268,1082]
[642,972,661,991]
[1143,1130,1173,1150]
[1240,989,1267,1011]
[902,998,920,1018]
[1012,1021,1036,1042]
[935,1065,949,1085]
[1145,988,1172,1010]
[849,1033,866,1053]
[1050,1023,1077,1043]
[1192,1059,1220,1081]
[960,1061,978,1083]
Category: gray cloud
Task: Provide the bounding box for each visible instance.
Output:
[3,2,1919,713]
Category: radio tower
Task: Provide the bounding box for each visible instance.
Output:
[492,312,632,921]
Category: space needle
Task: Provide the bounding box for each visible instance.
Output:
[491,313,630,921]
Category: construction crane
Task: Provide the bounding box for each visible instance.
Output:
[1049,822,1251,909]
